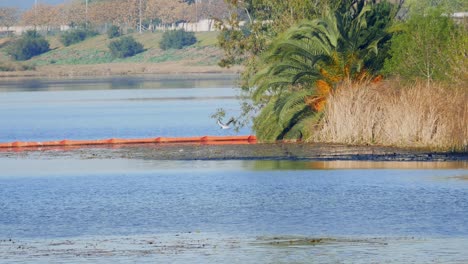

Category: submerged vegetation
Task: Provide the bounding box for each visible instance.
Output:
[216,0,467,151]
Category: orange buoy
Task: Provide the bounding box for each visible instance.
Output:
[0,135,257,149]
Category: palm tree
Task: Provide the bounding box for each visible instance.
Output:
[251,0,396,141]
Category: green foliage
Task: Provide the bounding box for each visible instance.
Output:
[250,0,398,141]
[159,30,197,50]
[404,0,468,14]
[217,0,345,81]
[108,36,144,58]
[7,30,50,61]
[253,90,323,141]
[20,32,219,66]
[383,9,466,83]
[107,25,121,39]
[60,29,98,46]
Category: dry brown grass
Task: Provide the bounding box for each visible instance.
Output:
[314,80,468,151]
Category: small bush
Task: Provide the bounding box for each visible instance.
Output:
[159,29,197,50]
[7,30,50,61]
[107,25,121,39]
[60,29,98,46]
[108,36,144,58]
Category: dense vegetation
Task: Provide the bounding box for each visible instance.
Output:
[383,9,467,85]
[216,0,467,150]
[251,1,397,140]
[7,30,50,61]
[60,29,98,46]
[159,30,197,50]
[108,36,144,58]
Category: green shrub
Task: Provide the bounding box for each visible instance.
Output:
[383,9,466,83]
[60,29,98,46]
[107,25,121,39]
[108,36,144,58]
[159,29,197,50]
[7,30,50,61]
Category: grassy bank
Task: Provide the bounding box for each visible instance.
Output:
[315,81,468,152]
[0,32,238,77]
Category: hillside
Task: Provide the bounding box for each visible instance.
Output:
[0,31,240,78]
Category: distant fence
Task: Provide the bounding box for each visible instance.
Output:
[0,25,71,35]
[154,19,217,32]
[0,19,218,36]
[3,12,466,36]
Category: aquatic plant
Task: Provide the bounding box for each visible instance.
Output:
[316,80,468,151]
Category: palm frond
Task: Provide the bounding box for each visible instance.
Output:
[250,0,395,141]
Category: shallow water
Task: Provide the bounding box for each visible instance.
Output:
[1,76,468,263]
[0,158,467,263]
[1,159,467,238]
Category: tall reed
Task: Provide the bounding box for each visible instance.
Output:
[314,81,468,151]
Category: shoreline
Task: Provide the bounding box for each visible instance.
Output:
[1,143,467,162]
[3,233,467,263]
[0,63,243,80]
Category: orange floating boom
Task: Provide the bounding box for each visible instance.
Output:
[0,135,257,149]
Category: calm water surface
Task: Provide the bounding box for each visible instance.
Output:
[0,76,467,263]
[1,159,467,238]
[0,76,249,142]
[0,158,467,263]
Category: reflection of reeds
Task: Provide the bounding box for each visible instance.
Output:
[315,81,468,151]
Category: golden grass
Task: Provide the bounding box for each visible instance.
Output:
[314,80,468,151]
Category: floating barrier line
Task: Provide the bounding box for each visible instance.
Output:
[0,135,257,149]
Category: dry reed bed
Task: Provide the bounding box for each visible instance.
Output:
[315,81,468,151]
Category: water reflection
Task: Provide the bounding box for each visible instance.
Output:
[448,175,468,181]
[248,160,468,170]
[0,75,238,92]
[0,158,466,178]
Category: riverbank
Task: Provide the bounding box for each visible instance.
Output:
[1,143,466,163]
[0,62,242,80]
[0,32,243,79]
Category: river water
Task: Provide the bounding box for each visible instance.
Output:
[0,76,467,263]
[0,75,249,142]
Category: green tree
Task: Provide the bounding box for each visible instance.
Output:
[216,0,343,89]
[60,29,98,46]
[7,30,50,61]
[159,30,197,50]
[383,9,467,84]
[404,0,468,14]
[108,36,144,58]
[251,0,398,141]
